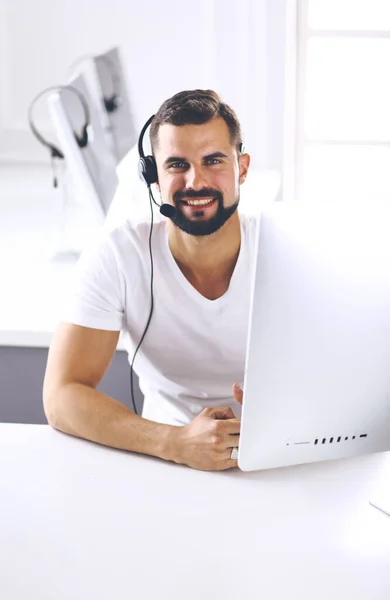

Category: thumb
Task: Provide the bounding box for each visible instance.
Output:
[233,382,243,405]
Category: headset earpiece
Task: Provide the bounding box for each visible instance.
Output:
[138,155,158,186]
[76,123,90,148]
[49,144,64,160]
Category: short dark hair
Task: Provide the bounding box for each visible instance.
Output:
[150,89,243,154]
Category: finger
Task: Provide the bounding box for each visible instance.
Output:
[218,450,239,470]
[218,460,238,471]
[213,417,240,435]
[223,418,241,435]
[233,382,243,405]
[225,435,239,449]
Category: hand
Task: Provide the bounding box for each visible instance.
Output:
[171,397,242,472]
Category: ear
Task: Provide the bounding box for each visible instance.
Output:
[154,180,161,194]
[239,153,250,185]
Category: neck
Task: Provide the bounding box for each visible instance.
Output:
[167,212,241,282]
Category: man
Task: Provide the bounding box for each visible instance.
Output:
[43,89,255,472]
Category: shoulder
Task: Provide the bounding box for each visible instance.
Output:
[106,218,165,250]
[70,219,165,305]
[72,219,162,292]
[93,219,166,268]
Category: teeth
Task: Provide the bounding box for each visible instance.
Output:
[186,198,215,206]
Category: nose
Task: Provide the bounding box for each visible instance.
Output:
[184,165,208,191]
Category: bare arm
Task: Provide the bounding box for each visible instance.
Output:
[43,322,177,460]
[43,322,241,471]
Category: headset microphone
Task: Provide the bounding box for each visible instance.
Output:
[159,203,177,219]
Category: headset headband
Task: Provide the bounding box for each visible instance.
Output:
[28,85,90,155]
[138,114,155,158]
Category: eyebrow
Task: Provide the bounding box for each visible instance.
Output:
[163,151,228,168]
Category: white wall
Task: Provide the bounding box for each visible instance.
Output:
[0,0,288,171]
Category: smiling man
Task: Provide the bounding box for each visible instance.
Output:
[43,89,255,472]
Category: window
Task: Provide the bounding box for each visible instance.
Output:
[295,0,390,205]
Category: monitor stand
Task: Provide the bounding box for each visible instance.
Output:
[48,170,84,263]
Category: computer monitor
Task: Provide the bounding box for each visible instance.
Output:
[94,46,137,163]
[47,74,118,222]
[239,201,390,471]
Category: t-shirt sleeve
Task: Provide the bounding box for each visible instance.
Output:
[62,235,125,331]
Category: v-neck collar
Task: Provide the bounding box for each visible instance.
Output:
[160,216,247,309]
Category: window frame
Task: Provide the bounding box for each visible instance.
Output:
[293,0,390,203]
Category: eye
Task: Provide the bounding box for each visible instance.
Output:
[169,161,188,170]
[205,158,222,165]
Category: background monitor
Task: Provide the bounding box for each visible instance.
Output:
[48,74,118,223]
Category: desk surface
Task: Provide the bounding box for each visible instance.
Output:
[1,423,389,600]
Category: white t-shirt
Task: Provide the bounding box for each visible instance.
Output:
[63,212,258,426]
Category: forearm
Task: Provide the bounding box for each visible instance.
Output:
[44,382,178,461]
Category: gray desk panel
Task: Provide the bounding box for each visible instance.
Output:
[0,347,143,424]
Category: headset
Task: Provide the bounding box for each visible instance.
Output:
[138,115,177,219]
[138,115,244,216]
[28,85,91,187]
[131,115,245,415]
[137,115,158,186]
[68,53,122,115]
[99,55,122,114]
[129,114,165,415]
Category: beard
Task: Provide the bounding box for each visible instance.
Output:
[169,187,240,237]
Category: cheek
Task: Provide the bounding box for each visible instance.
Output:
[211,168,229,186]
[216,170,238,195]
[159,176,184,199]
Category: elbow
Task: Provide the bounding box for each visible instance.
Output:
[43,390,61,430]
[43,381,81,437]
[43,382,68,432]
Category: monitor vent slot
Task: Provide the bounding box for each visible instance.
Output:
[312,433,368,446]
[288,434,368,446]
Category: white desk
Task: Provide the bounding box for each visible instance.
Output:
[1,424,389,600]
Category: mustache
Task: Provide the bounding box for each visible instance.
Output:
[174,188,223,203]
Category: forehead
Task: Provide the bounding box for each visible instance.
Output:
[154,117,233,157]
